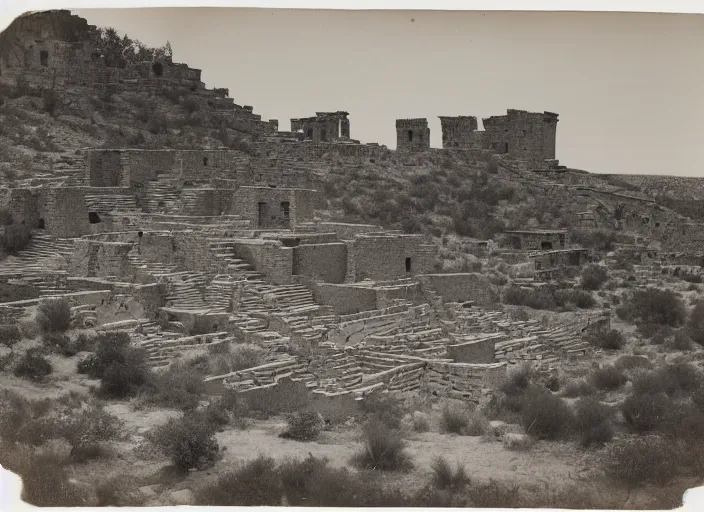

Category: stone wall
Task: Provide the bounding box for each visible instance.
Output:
[0,188,41,230]
[39,188,90,238]
[417,273,499,307]
[439,116,479,149]
[502,230,569,251]
[69,239,134,278]
[482,110,558,164]
[233,240,293,285]
[447,338,496,364]
[229,186,316,229]
[290,111,350,142]
[292,243,347,283]
[345,234,434,282]
[312,283,379,315]
[396,118,430,151]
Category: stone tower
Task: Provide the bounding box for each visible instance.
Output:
[396,118,430,151]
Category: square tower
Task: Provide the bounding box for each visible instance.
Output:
[396,118,430,151]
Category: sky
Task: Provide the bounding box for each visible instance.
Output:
[5,7,704,176]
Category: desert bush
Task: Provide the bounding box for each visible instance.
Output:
[77,331,151,399]
[359,392,405,429]
[42,332,72,354]
[280,410,323,441]
[0,442,90,506]
[614,354,653,372]
[500,363,534,396]
[411,411,431,432]
[146,412,220,471]
[519,388,574,440]
[430,456,470,492]
[621,392,671,432]
[671,330,694,350]
[36,298,72,332]
[574,398,614,447]
[659,361,703,396]
[0,323,21,350]
[144,361,204,410]
[196,455,281,506]
[681,272,702,284]
[603,435,678,487]
[14,349,52,381]
[589,365,627,391]
[580,264,608,290]
[561,378,597,398]
[351,419,413,472]
[209,343,265,374]
[503,285,556,310]
[440,405,470,435]
[587,329,625,350]
[617,289,686,327]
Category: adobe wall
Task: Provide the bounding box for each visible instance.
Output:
[312,283,378,315]
[345,235,434,282]
[292,243,347,283]
[396,118,430,151]
[417,273,499,307]
[229,187,316,229]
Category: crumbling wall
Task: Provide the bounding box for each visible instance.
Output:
[290,111,350,142]
[233,240,293,285]
[502,230,569,251]
[40,188,90,238]
[439,116,479,149]
[293,243,347,283]
[0,188,41,230]
[417,273,499,306]
[69,239,134,278]
[312,283,378,315]
[482,110,559,164]
[447,338,496,364]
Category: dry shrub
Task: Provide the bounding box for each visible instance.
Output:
[0,442,91,506]
[351,419,413,472]
[621,392,671,432]
[440,405,470,434]
[519,388,574,440]
[587,329,625,350]
[145,361,205,410]
[614,354,653,372]
[280,410,323,441]
[589,365,627,391]
[580,264,608,290]
[574,397,614,447]
[603,435,678,487]
[14,348,52,381]
[0,324,21,350]
[146,411,220,471]
[430,456,470,492]
[196,455,281,506]
[411,411,431,432]
[36,298,72,332]
[561,378,597,398]
[359,392,405,429]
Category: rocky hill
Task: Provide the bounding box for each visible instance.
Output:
[0,10,700,248]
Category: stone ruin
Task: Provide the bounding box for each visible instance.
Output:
[2,9,698,420]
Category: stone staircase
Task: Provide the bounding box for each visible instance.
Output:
[127,249,179,276]
[0,232,74,281]
[165,272,210,310]
[207,239,265,279]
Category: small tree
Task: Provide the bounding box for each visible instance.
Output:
[0,324,21,351]
[580,264,608,291]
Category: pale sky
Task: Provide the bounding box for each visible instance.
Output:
[7,8,704,176]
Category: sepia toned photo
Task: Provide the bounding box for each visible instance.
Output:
[0,4,703,509]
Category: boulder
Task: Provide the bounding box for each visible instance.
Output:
[502,432,533,451]
[168,489,195,506]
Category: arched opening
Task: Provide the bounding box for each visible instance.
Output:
[137,231,144,238]
[37,218,45,229]
[408,130,413,142]
[203,156,209,166]
[405,257,412,273]
[39,50,49,67]
[306,128,313,139]
[152,62,164,76]
[541,241,553,250]
[88,212,101,224]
